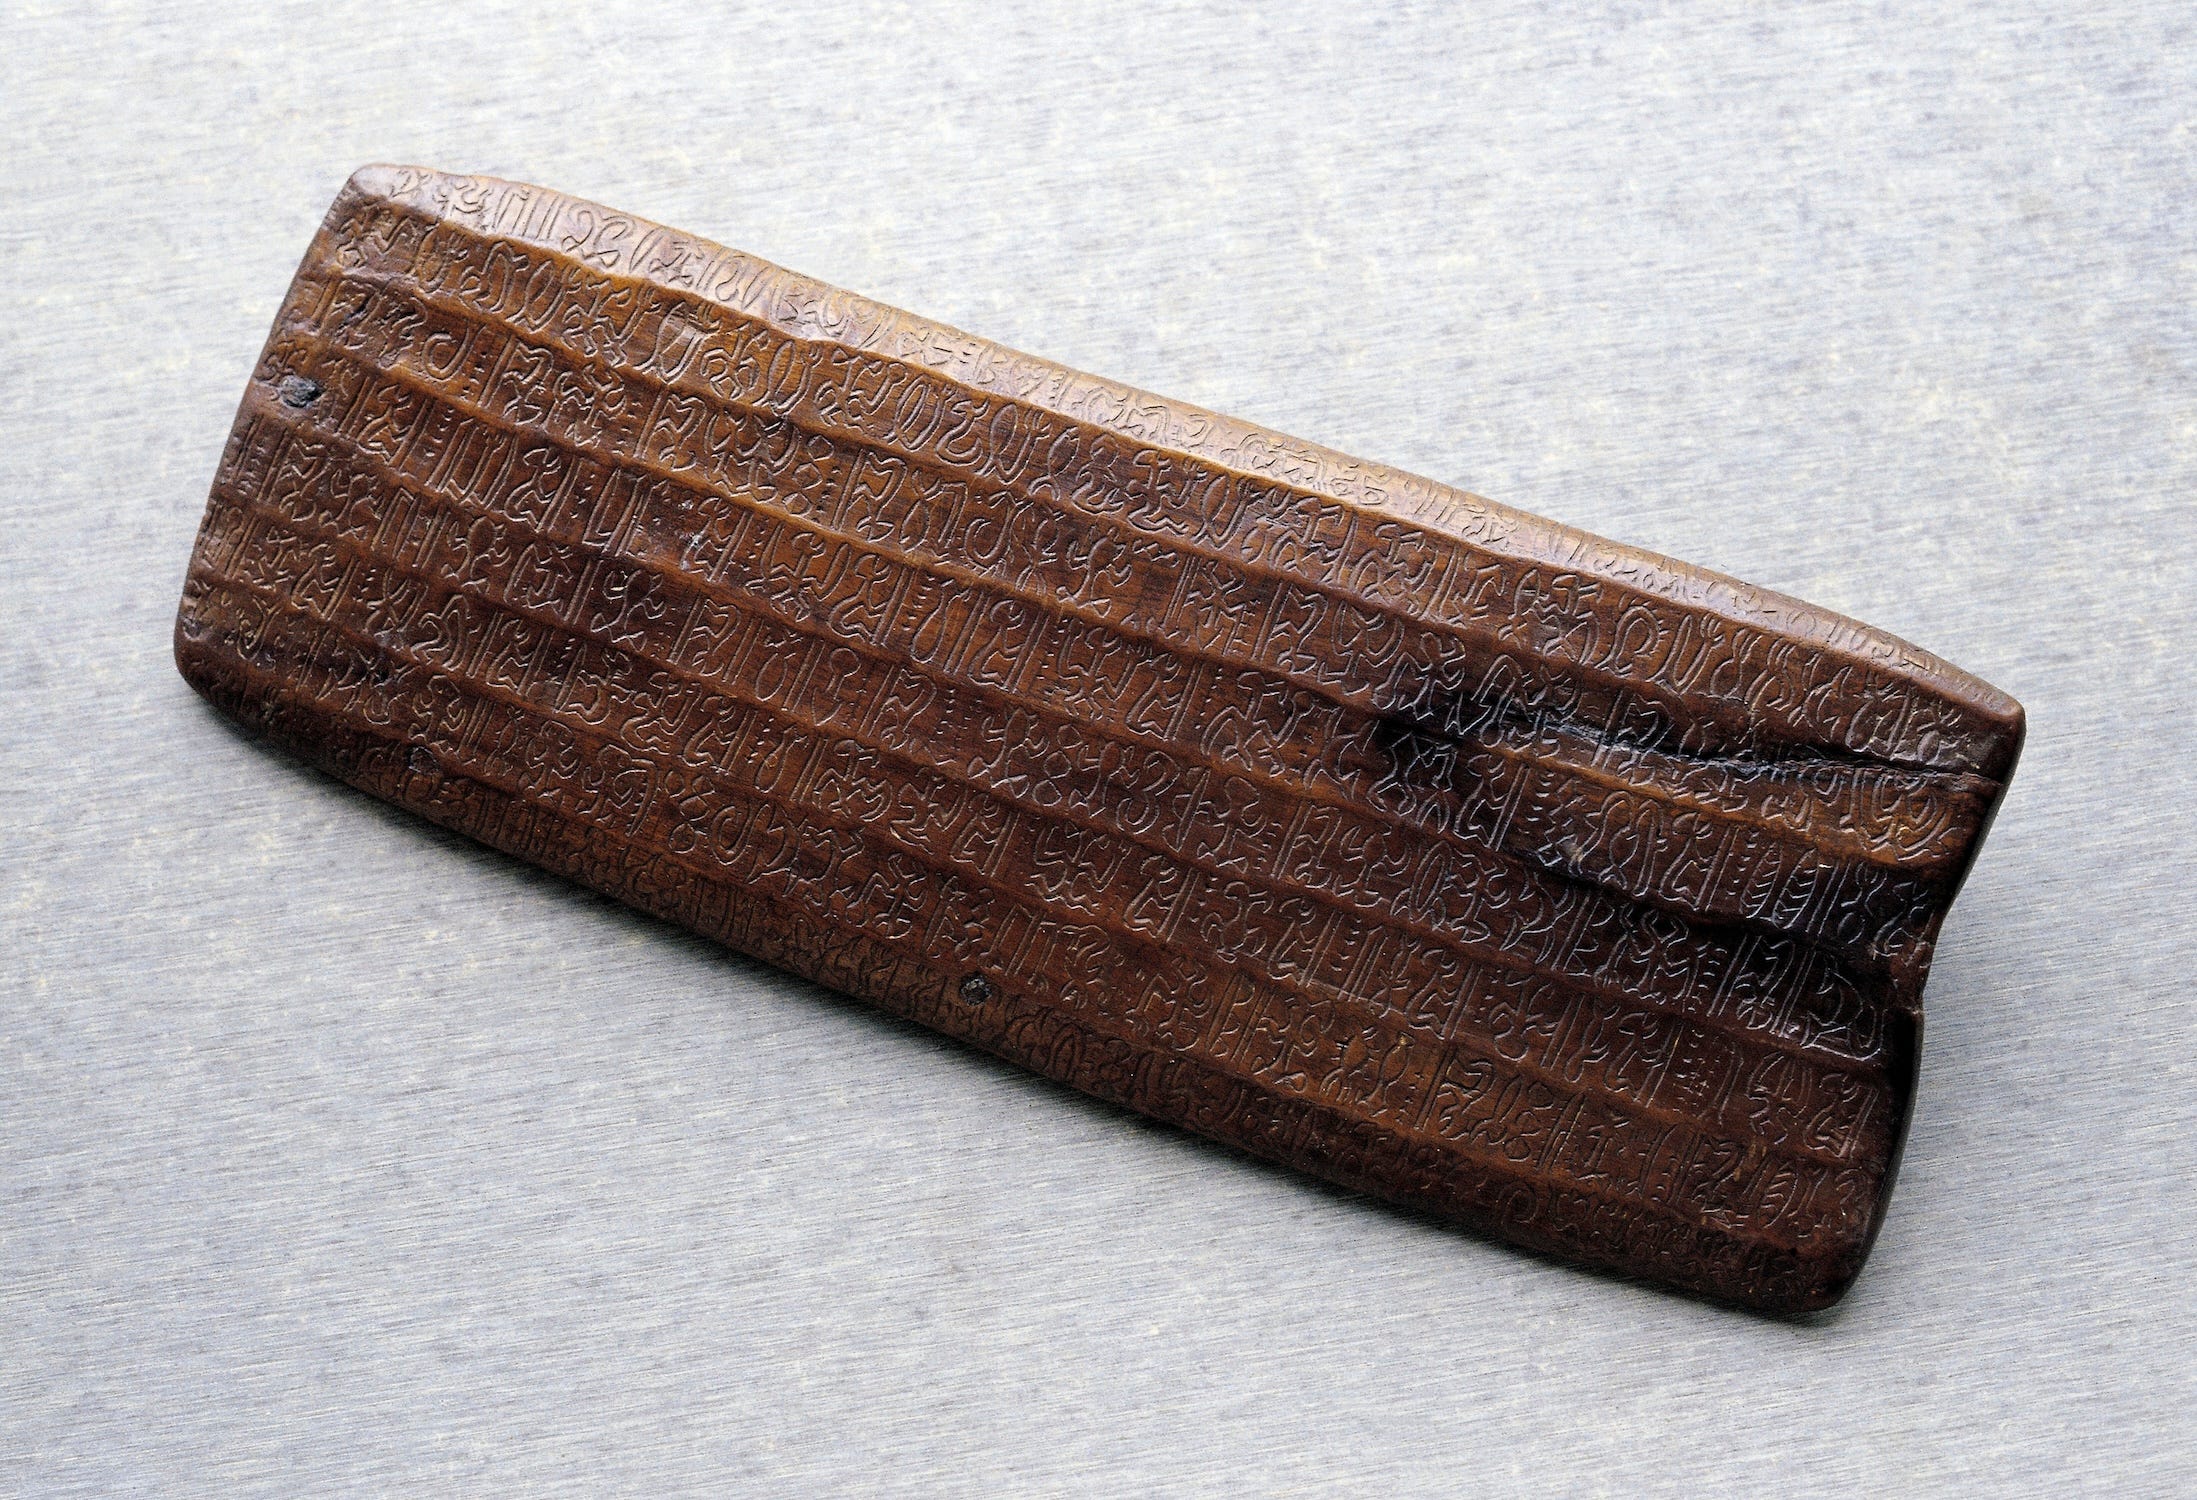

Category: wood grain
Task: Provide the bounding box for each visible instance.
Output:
[173,165,2023,1312]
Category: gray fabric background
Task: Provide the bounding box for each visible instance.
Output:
[4,3,2192,1494]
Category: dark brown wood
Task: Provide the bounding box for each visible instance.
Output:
[174,165,2023,1312]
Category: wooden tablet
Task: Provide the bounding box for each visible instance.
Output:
[175,166,2022,1311]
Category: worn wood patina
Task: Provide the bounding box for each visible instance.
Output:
[174,166,2023,1312]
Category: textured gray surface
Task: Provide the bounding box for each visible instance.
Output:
[3,2,2192,1493]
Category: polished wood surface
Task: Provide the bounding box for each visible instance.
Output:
[174,165,2023,1312]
